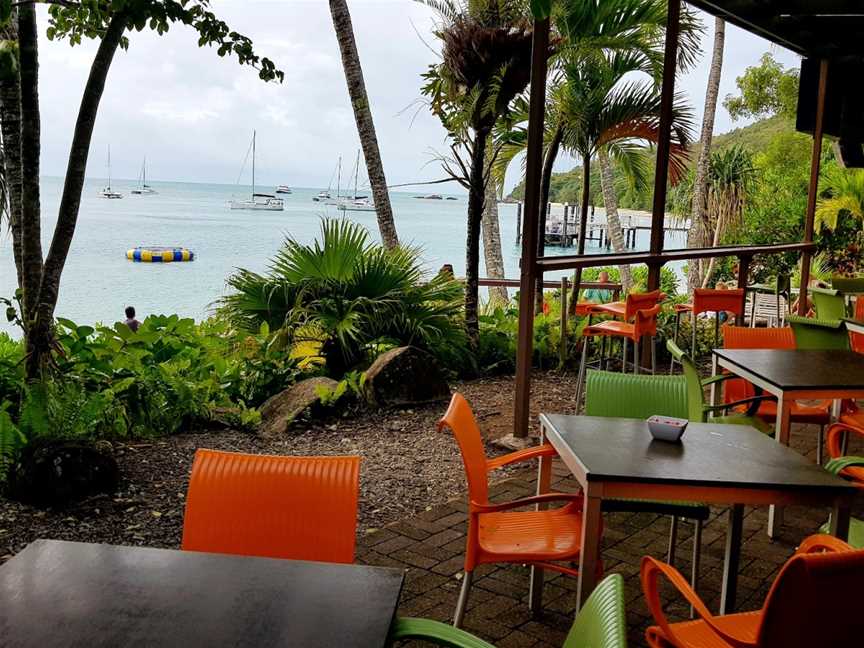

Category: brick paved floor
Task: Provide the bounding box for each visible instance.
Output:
[359,422,864,647]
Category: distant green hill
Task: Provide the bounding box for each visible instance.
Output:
[507,115,796,203]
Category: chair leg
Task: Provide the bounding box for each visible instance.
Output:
[714,312,720,349]
[634,338,640,375]
[842,429,850,457]
[600,335,607,369]
[691,313,698,361]
[750,294,757,328]
[576,335,590,410]
[667,515,678,565]
[817,425,824,465]
[453,571,473,627]
[690,520,703,619]
[622,338,628,372]
[651,336,657,374]
[670,311,681,374]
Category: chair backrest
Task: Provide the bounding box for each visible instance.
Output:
[665,340,705,421]
[751,292,788,327]
[722,326,795,404]
[831,274,864,295]
[182,449,360,563]
[585,370,688,420]
[758,548,864,646]
[692,288,746,317]
[563,573,627,648]
[438,393,489,505]
[788,315,850,350]
[811,286,848,320]
[633,304,661,338]
[624,290,662,321]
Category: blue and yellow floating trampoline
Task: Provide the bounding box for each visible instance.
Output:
[126,246,195,263]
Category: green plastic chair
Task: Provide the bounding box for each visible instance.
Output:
[788,315,851,350]
[819,456,864,548]
[831,275,864,295]
[388,573,627,647]
[585,370,708,595]
[810,286,848,320]
[666,339,773,433]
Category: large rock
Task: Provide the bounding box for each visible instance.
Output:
[10,440,120,509]
[258,376,339,436]
[364,346,450,408]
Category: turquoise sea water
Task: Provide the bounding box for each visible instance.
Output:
[0,177,685,335]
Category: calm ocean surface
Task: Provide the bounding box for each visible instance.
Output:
[0,177,686,335]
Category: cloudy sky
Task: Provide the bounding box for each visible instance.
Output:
[35,1,800,193]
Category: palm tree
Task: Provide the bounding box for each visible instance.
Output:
[815,167,864,232]
[421,0,534,345]
[328,0,399,249]
[700,145,756,286]
[482,172,509,304]
[687,17,726,291]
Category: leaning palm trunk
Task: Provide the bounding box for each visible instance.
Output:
[687,17,725,292]
[328,0,398,249]
[597,148,632,292]
[0,19,24,287]
[481,175,508,305]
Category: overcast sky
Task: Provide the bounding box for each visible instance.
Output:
[35,1,800,193]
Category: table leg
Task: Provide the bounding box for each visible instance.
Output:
[830,504,851,543]
[768,394,792,539]
[720,504,744,615]
[529,432,553,614]
[576,494,602,612]
[710,354,721,408]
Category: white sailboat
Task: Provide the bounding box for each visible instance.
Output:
[313,157,340,203]
[131,157,157,195]
[99,146,123,199]
[275,185,293,194]
[228,131,284,211]
[337,150,375,212]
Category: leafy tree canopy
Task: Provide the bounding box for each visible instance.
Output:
[0,0,282,82]
[723,53,798,122]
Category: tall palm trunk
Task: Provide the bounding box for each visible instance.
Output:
[328,0,398,249]
[687,17,725,291]
[597,147,632,291]
[0,19,24,288]
[17,5,42,328]
[569,154,591,309]
[535,123,563,314]
[481,174,508,304]
[21,10,128,379]
[464,131,489,346]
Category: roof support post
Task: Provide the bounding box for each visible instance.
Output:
[512,17,550,440]
[646,0,681,294]
[799,58,829,316]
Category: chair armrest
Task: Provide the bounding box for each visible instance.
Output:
[640,557,757,648]
[703,395,775,415]
[470,492,582,514]
[827,422,864,460]
[486,443,557,471]
[797,534,854,554]
[701,374,733,387]
[388,617,496,648]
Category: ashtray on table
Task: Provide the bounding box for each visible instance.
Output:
[647,415,688,443]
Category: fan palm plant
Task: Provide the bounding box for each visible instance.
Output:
[420,0,534,346]
[220,219,467,376]
[815,167,864,232]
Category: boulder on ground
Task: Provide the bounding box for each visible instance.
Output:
[364,346,450,409]
[10,440,119,509]
[258,376,339,436]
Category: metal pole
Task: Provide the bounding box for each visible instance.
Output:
[513,17,550,440]
[799,59,829,315]
[646,0,681,293]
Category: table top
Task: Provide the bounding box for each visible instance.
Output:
[0,540,404,648]
[541,414,857,494]
[714,348,864,391]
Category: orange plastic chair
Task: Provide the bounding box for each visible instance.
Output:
[826,423,864,487]
[438,393,589,627]
[722,326,832,462]
[850,297,864,353]
[590,289,663,321]
[576,304,662,408]
[182,449,360,564]
[642,533,862,648]
[671,289,745,371]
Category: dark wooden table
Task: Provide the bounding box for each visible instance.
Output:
[0,540,404,647]
[533,415,855,616]
[712,348,864,536]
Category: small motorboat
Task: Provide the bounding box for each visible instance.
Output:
[276,185,293,194]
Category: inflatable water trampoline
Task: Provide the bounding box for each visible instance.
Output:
[126,246,195,262]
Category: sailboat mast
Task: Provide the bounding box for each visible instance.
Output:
[353,149,360,199]
[142,156,146,187]
[336,156,342,199]
[251,130,256,198]
[107,146,111,189]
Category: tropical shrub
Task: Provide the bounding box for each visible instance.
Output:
[220,219,469,376]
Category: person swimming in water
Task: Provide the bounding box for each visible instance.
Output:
[124,306,141,332]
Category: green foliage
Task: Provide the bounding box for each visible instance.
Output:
[45,0,283,82]
[315,371,367,409]
[581,265,679,297]
[221,219,469,376]
[723,53,799,122]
